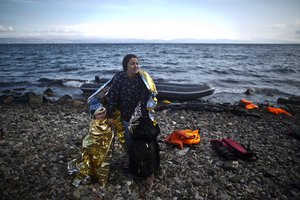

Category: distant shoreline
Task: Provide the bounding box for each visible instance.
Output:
[1,38,300,45]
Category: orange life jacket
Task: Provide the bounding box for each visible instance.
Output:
[240,99,258,109]
[164,129,200,149]
[267,107,292,116]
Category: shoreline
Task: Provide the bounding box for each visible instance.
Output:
[1,75,297,107]
[0,85,297,106]
[0,98,299,199]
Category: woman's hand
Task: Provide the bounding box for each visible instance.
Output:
[107,118,115,127]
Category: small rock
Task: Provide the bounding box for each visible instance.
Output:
[245,188,255,193]
[209,188,218,197]
[264,169,277,177]
[114,184,121,190]
[58,95,73,104]
[192,178,202,186]
[222,161,237,170]
[44,88,54,96]
[72,100,85,108]
[229,176,241,183]
[3,96,14,104]
[72,189,81,199]
[27,92,43,104]
[245,88,255,95]
[217,192,231,200]
[176,147,190,156]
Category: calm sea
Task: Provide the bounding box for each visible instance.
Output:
[0,43,299,103]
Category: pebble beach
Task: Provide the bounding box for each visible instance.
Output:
[0,97,299,200]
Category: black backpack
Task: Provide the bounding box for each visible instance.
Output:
[128,117,160,177]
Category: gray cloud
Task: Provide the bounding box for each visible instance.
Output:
[0,25,14,32]
[295,29,300,39]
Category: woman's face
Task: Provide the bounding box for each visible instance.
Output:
[126,57,139,76]
[94,111,106,120]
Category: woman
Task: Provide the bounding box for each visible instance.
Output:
[106,54,157,153]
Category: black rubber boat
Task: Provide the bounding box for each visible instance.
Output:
[80,82,215,100]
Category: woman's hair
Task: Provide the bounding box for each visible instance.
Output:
[122,54,138,71]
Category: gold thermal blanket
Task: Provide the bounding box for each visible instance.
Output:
[68,113,124,187]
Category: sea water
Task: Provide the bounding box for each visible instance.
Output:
[0,43,299,103]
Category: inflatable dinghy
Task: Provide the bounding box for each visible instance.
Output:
[81,82,214,100]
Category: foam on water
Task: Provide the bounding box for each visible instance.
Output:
[63,80,84,88]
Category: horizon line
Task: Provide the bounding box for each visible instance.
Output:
[0,37,299,45]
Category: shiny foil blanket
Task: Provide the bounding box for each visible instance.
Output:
[113,110,125,144]
[68,118,114,187]
[139,69,158,122]
[88,69,158,122]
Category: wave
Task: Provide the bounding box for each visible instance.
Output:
[212,69,229,75]
[162,61,179,65]
[201,53,215,59]
[219,78,242,84]
[63,80,84,88]
[0,81,30,87]
[57,66,82,72]
[261,65,298,74]
[37,78,64,86]
[272,67,297,74]
[261,78,300,87]
[37,78,85,87]
[211,86,292,105]
[100,69,122,75]
[247,87,291,96]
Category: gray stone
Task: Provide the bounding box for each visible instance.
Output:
[58,94,72,104]
[3,96,14,104]
[28,92,43,104]
[44,88,54,96]
[72,189,81,199]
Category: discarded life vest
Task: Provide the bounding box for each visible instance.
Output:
[267,107,292,116]
[210,138,258,161]
[165,130,200,149]
[240,99,258,109]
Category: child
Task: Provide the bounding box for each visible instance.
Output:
[94,107,107,120]
[68,106,114,187]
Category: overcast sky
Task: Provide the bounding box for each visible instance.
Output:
[0,0,300,43]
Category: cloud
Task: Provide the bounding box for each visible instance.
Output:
[5,0,38,3]
[16,25,87,38]
[0,25,14,32]
[0,24,87,38]
[263,20,300,42]
[0,20,239,41]
[39,26,84,34]
[208,0,246,2]
[269,24,287,29]
[294,19,300,28]
[81,20,238,40]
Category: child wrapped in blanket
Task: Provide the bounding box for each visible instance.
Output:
[68,106,114,187]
